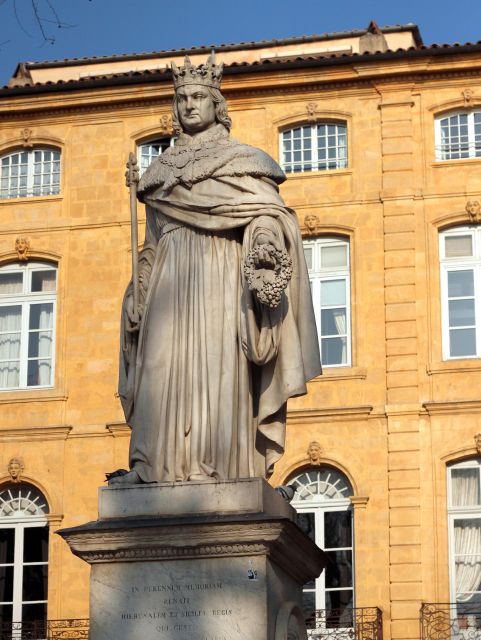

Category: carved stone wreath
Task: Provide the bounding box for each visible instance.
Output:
[244,244,293,308]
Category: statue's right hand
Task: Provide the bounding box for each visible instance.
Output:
[125,294,143,333]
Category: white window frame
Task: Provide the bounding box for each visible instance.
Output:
[447,459,481,608]
[0,148,61,200]
[137,137,175,176]
[280,122,348,174]
[290,468,355,627]
[0,262,57,391]
[0,484,49,625]
[435,111,481,161]
[304,236,352,368]
[439,226,481,360]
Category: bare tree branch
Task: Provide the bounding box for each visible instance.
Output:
[3,0,90,46]
[31,0,54,44]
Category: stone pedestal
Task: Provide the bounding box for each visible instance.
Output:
[59,478,326,640]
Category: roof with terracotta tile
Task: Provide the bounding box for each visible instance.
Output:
[3,24,481,97]
[11,23,423,70]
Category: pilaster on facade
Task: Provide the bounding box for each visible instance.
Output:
[378,91,424,639]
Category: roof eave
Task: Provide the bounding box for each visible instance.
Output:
[13,23,423,72]
[2,41,480,99]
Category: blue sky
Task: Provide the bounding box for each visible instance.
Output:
[1,0,481,85]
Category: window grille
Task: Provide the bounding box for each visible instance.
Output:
[0,149,60,199]
[435,111,481,160]
[281,123,347,173]
[138,137,174,176]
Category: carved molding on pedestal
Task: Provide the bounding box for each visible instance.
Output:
[60,517,325,586]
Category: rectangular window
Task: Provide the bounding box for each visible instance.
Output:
[436,111,481,161]
[281,123,348,174]
[440,228,481,360]
[138,138,174,176]
[304,237,351,367]
[0,149,60,199]
[448,461,481,618]
[0,264,56,390]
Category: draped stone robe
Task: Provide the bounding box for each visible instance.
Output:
[119,124,321,483]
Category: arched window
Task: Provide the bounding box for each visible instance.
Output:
[289,466,354,629]
[448,459,481,617]
[439,226,481,359]
[304,236,351,367]
[0,483,49,624]
[0,148,61,199]
[0,262,57,390]
[138,137,174,176]
[435,111,481,161]
[280,123,347,173]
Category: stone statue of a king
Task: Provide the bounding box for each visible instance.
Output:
[114,53,321,485]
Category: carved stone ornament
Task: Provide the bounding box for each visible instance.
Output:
[7,457,24,484]
[466,200,481,223]
[15,236,30,262]
[307,441,323,465]
[463,88,475,107]
[306,102,318,123]
[303,214,320,236]
[21,127,33,149]
[475,432,481,455]
[159,113,173,136]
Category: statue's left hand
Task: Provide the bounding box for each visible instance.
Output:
[125,293,144,333]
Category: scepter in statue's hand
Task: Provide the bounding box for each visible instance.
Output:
[125,153,141,333]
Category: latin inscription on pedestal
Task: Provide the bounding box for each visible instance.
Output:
[90,557,266,640]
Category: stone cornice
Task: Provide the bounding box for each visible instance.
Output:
[423,399,481,415]
[287,405,373,423]
[350,496,370,509]
[0,392,67,405]
[47,514,64,527]
[2,64,481,121]
[106,422,130,437]
[0,425,71,442]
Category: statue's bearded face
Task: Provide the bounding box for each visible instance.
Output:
[176,85,216,134]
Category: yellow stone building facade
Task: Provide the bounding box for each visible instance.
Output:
[0,21,480,639]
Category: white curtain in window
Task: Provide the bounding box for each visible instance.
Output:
[0,305,21,333]
[452,469,480,506]
[37,304,53,332]
[0,306,21,387]
[0,306,21,359]
[455,520,481,601]
[0,274,23,294]
[34,304,53,386]
[36,271,56,292]
[333,310,347,362]
[37,362,51,385]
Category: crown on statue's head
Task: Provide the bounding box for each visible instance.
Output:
[171,51,223,90]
